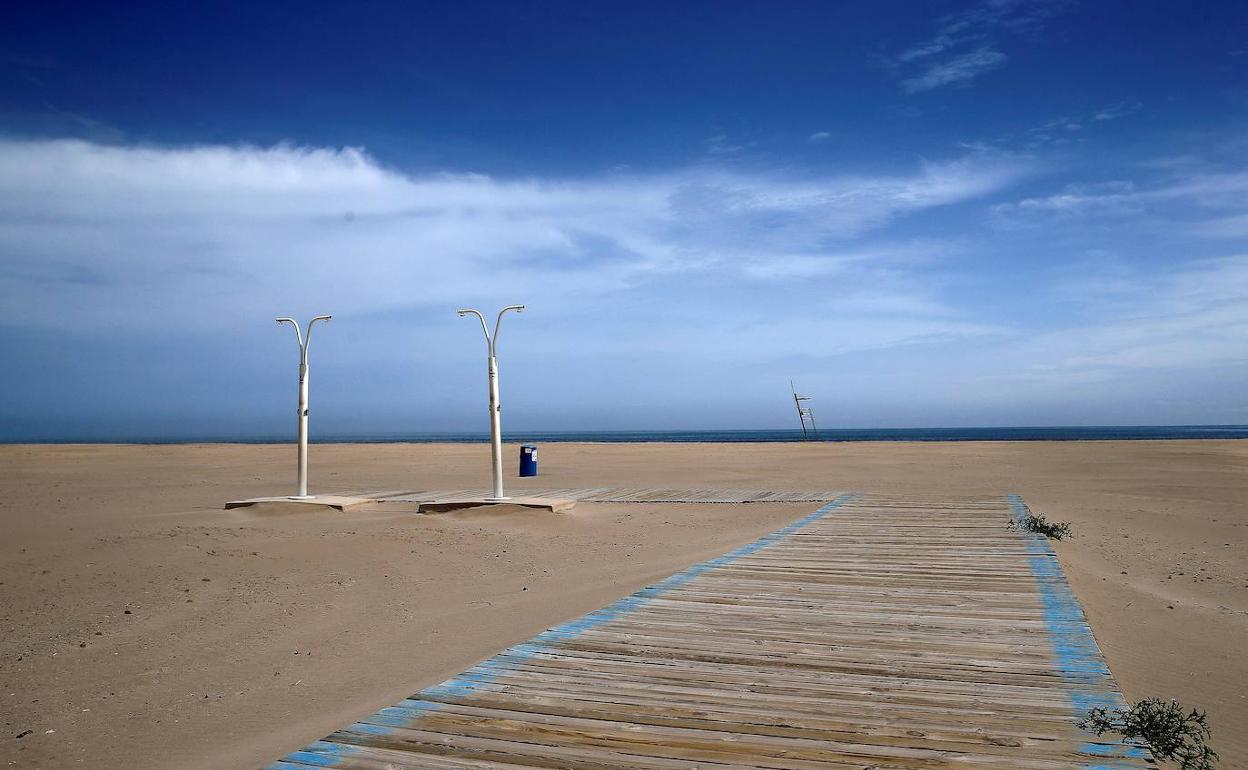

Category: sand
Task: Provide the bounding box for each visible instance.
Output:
[1,440,1245,769]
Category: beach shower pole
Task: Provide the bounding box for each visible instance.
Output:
[276,315,332,498]
[458,305,525,501]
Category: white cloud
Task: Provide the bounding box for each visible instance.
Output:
[991,181,1140,222]
[1191,213,1248,239]
[0,138,1025,342]
[690,315,1008,360]
[888,0,1071,93]
[992,101,1146,150]
[991,169,1248,228]
[742,253,865,280]
[902,47,1008,93]
[740,241,951,280]
[704,132,746,156]
[895,32,982,64]
[1093,99,1143,121]
[1033,117,1082,133]
[808,131,831,143]
[1161,170,1248,204]
[1008,255,1248,377]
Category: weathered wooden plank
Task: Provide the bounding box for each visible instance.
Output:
[266,493,1155,769]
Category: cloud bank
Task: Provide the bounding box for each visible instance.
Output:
[0,139,1023,333]
[2,137,1246,434]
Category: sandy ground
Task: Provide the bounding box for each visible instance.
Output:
[1,441,1245,769]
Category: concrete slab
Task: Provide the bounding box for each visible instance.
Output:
[224,495,373,512]
[416,496,576,514]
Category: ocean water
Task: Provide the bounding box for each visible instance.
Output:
[13,425,1248,444]
[321,426,1248,443]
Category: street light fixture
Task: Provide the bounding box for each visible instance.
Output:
[276,314,332,498]
[457,304,525,501]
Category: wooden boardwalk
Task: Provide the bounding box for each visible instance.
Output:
[340,487,844,504]
[268,493,1154,769]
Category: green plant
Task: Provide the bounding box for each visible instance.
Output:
[1078,698,1218,770]
[1008,512,1072,540]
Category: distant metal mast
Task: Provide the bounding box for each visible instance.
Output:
[790,381,819,440]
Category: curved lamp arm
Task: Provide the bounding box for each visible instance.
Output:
[491,305,525,355]
[457,309,491,352]
[303,315,332,359]
[276,317,304,350]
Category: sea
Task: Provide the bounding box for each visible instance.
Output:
[11,425,1248,443]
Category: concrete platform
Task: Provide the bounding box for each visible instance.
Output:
[224,495,373,512]
[416,496,576,514]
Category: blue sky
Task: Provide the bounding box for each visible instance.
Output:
[1,1,1246,438]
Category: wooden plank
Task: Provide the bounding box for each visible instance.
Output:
[266,493,1155,769]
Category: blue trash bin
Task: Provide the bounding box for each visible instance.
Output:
[519,444,538,477]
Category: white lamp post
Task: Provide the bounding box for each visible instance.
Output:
[457,305,525,501]
[276,315,332,498]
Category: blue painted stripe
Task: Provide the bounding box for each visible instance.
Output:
[266,493,859,768]
[280,740,364,766]
[1079,741,1152,759]
[1007,494,1153,768]
[340,721,391,736]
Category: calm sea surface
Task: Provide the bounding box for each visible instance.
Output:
[12,426,1248,444]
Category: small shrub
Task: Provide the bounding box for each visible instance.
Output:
[1078,698,1218,770]
[1008,512,1072,540]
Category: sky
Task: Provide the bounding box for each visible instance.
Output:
[1,0,1247,438]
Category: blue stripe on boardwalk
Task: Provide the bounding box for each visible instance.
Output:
[1080,741,1152,758]
[265,493,859,769]
[1007,493,1154,768]
[280,740,365,766]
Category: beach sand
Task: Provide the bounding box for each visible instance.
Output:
[1,440,1245,769]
